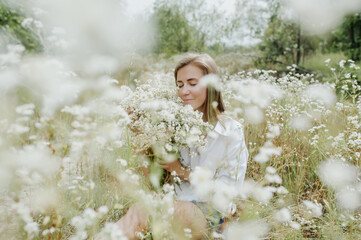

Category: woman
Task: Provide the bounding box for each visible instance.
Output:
[117,53,248,239]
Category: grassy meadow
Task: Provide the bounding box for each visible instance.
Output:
[1,52,360,239]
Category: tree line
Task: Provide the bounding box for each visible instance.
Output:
[1,0,360,68]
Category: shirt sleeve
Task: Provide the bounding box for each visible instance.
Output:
[215,126,248,189]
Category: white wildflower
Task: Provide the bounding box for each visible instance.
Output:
[98,206,109,215]
[336,188,361,210]
[24,222,39,236]
[200,74,221,91]
[244,105,264,125]
[339,60,346,68]
[189,167,214,199]
[184,228,192,238]
[224,220,268,240]
[7,123,30,134]
[303,84,337,107]
[302,200,323,218]
[29,188,59,213]
[252,186,275,204]
[98,222,128,240]
[212,231,224,239]
[254,141,282,163]
[212,181,237,213]
[266,124,280,139]
[276,186,289,194]
[16,103,36,116]
[265,174,282,184]
[266,166,276,174]
[289,221,301,230]
[289,115,312,131]
[21,18,34,27]
[116,158,128,167]
[318,158,359,190]
[274,208,292,223]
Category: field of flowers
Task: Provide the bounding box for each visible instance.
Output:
[1,48,360,239]
[1,1,361,239]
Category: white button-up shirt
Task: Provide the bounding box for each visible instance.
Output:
[175,116,248,202]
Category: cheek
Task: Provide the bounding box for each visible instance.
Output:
[196,86,207,102]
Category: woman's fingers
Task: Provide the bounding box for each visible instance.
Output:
[159,160,181,174]
[159,163,170,171]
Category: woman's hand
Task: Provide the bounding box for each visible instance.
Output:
[159,160,191,182]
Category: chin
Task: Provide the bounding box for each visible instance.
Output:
[183,102,199,110]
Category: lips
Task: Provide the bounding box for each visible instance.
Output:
[183,99,193,103]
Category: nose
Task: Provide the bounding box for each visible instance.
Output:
[180,84,191,96]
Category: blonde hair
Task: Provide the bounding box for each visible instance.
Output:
[174,53,225,124]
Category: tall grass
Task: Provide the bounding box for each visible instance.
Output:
[2,55,360,239]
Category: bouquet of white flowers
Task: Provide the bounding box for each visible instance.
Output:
[121,79,212,162]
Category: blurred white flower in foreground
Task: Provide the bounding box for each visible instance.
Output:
[189,167,214,199]
[303,84,337,107]
[336,188,361,210]
[29,188,59,213]
[266,166,277,174]
[244,105,264,125]
[1,144,61,177]
[274,208,292,223]
[200,74,221,91]
[318,158,359,190]
[302,200,323,218]
[224,220,268,240]
[69,207,109,240]
[0,165,12,190]
[0,44,25,66]
[97,222,128,240]
[286,0,361,34]
[230,79,283,109]
[289,114,312,131]
[265,173,282,184]
[11,202,39,237]
[289,221,301,230]
[26,0,154,65]
[212,181,237,213]
[266,124,280,139]
[254,141,282,163]
[2,56,86,117]
[16,103,35,116]
[239,180,275,204]
[0,68,20,91]
[190,167,237,213]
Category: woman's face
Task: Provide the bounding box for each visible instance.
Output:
[176,64,207,111]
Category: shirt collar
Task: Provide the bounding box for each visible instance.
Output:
[213,120,228,136]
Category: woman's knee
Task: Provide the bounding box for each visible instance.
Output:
[117,202,149,237]
[173,201,207,238]
[126,203,148,227]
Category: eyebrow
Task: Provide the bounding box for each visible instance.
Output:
[177,78,198,83]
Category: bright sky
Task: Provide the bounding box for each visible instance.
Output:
[125,0,237,16]
[124,0,260,46]
[125,0,154,16]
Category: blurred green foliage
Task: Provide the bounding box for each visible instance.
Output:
[331,13,361,61]
[255,14,321,72]
[152,3,205,56]
[0,3,42,52]
[256,10,361,72]
[255,15,299,70]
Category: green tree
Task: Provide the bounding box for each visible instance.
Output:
[255,13,317,71]
[331,13,361,61]
[0,2,43,52]
[152,2,205,56]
